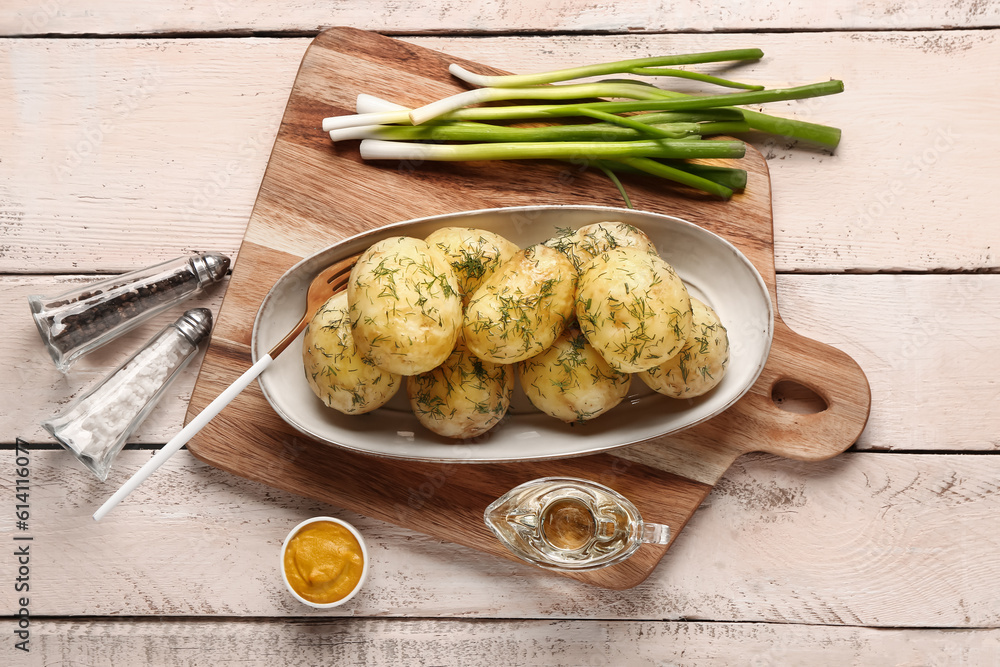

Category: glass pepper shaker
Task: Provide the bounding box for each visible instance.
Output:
[484,477,671,571]
[28,252,229,371]
[41,308,214,482]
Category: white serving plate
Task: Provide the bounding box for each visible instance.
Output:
[252,205,773,463]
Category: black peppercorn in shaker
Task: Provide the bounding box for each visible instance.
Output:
[28,252,230,371]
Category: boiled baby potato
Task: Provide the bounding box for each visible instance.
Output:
[348,236,462,375]
[544,221,656,271]
[407,336,515,439]
[575,221,657,258]
[463,244,577,364]
[303,292,401,414]
[576,247,692,373]
[638,297,729,398]
[425,227,519,306]
[518,325,631,424]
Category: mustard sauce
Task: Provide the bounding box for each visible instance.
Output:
[283,521,365,604]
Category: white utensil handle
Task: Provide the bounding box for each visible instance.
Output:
[93,354,274,521]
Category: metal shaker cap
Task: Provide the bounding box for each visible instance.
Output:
[190,252,231,286]
[173,308,214,346]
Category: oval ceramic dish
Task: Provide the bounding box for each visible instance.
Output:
[252,205,773,463]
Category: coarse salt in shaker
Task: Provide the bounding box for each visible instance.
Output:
[28,252,229,372]
[42,308,214,482]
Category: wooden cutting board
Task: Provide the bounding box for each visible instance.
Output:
[186,27,871,590]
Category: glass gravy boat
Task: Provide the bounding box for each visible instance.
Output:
[484,477,670,571]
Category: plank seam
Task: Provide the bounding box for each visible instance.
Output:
[14,615,1000,630]
[2,26,999,39]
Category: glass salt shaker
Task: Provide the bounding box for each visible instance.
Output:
[484,477,671,571]
[41,308,214,482]
[28,252,229,371]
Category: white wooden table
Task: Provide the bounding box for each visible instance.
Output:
[3,3,1000,665]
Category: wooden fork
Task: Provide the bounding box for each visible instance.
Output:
[268,253,360,359]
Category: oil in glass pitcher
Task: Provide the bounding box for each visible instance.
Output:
[484,477,670,571]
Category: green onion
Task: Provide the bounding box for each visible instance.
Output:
[739,108,842,148]
[355,93,408,114]
[359,138,746,162]
[604,159,749,192]
[667,163,748,191]
[599,109,746,123]
[330,118,750,143]
[326,103,747,131]
[609,157,736,199]
[330,120,708,143]
[545,80,844,118]
[408,80,679,125]
[447,49,764,88]
[573,107,698,139]
[326,81,672,131]
[324,109,411,131]
[626,67,763,90]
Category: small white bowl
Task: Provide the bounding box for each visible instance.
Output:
[280,516,369,609]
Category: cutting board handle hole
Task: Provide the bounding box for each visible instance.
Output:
[771,380,828,414]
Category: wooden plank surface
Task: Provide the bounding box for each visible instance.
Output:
[14,619,1000,666]
[0,38,303,274]
[2,31,996,273]
[3,449,999,628]
[4,1,998,35]
[3,2,998,663]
